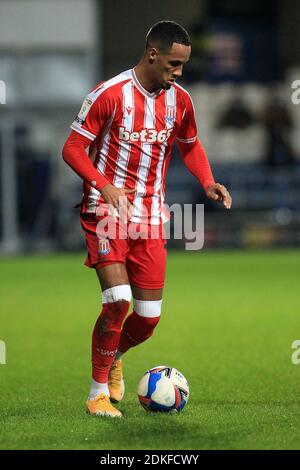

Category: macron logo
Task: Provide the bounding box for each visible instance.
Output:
[119,126,172,144]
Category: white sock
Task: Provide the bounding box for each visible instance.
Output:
[114,350,123,361]
[89,379,109,399]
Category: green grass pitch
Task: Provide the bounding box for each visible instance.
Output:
[0,250,299,450]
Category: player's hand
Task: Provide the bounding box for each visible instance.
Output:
[101,184,136,219]
[206,183,232,209]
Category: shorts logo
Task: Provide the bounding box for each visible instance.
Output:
[99,238,110,255]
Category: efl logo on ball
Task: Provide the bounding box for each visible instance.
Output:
[137,365,189,413]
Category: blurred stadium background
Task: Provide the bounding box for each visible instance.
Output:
[1,0,300,254]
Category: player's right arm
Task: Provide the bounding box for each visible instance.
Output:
[62,88,134,211]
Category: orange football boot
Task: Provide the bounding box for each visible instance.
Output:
[108,359,125,403]
[86,393,122,418]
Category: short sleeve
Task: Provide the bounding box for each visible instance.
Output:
[176,93,197,144]
[70,86,115,142]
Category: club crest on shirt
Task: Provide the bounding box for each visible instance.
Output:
[166,106,175,126]
[98,237,110,255]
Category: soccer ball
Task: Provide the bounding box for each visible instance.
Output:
[137,365,189,413]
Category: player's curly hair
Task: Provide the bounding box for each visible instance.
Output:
[146,21,190,52]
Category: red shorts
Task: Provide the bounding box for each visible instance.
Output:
[80,212,167,289]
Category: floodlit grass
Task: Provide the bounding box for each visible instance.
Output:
[0,250,299,449]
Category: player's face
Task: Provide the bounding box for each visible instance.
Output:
[150,43,191,90]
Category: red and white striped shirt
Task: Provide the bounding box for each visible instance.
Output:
[71,68,198,225]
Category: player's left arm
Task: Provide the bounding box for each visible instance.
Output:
[176,93,232,209]
[177,138,232,209]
